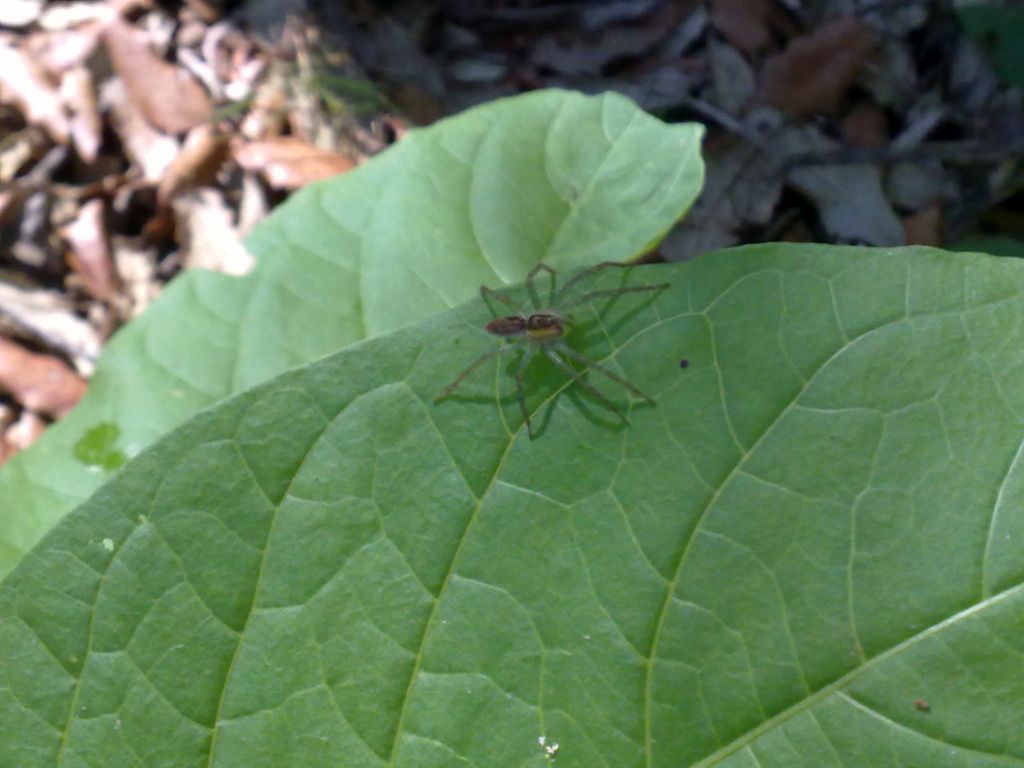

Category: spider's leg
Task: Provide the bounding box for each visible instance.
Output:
[526,263,558,309]
[435,344,511,401]
[480,284,516,316]
[561,283,669,312]
[556,341,655,403]
[554,261,633,303]
[542,346,629,424]
[515,345,538,438]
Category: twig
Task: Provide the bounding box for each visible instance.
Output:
[783,140,1024,170]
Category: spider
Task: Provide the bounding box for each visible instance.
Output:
[434,261,668,438]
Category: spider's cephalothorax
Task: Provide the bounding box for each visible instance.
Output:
[524,312,565,341]
[435,261,668,438]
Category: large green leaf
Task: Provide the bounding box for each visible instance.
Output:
[3,244,1023,766]
[0,89,704,577]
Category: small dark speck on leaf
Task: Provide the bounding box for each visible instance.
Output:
[914,698,930,712]
[679,358,689,369]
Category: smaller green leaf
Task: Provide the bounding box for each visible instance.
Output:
[0,89,705,578]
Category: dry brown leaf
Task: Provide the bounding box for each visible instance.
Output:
[238,78,288,140]
[0,40,69,142]
[109,0,154,14]
[662,134,782,261]
[0,335,87,418]
[174,189,255,275]
[60,198,120,302]
[237,172,268,235]
[60,66,102,163]
[840,100,889,148]
[11,184,54,270]
[0,190,15,221]
[183,0,222,24]
[103,15,212,134]
[781,124,903,245]
[101,78,179,181]
[887,161,944,212]
[25,24,103,77]
[0,281,101,372]
[710,0,788,55]
[157,124,229,204]
[903,203,942,247]
[232,137,356,189]
[0,404,14,467]
[0,0,42,27]
[0,126,48,183]
[2,409,47,459]
[531,22,671,77]
[37,2,118,31]
[758,18,875,117]
[710,37,756,113]
[112,240,160,319]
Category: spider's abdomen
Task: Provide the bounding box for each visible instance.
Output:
[486,315,527,336]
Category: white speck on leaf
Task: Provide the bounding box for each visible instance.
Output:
[538,735,559,761]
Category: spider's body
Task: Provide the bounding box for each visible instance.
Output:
[436,261,667,438]
[487,312,565,341]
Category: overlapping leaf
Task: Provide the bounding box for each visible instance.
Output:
[0,89,704,576]
[3,245,1023,766]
